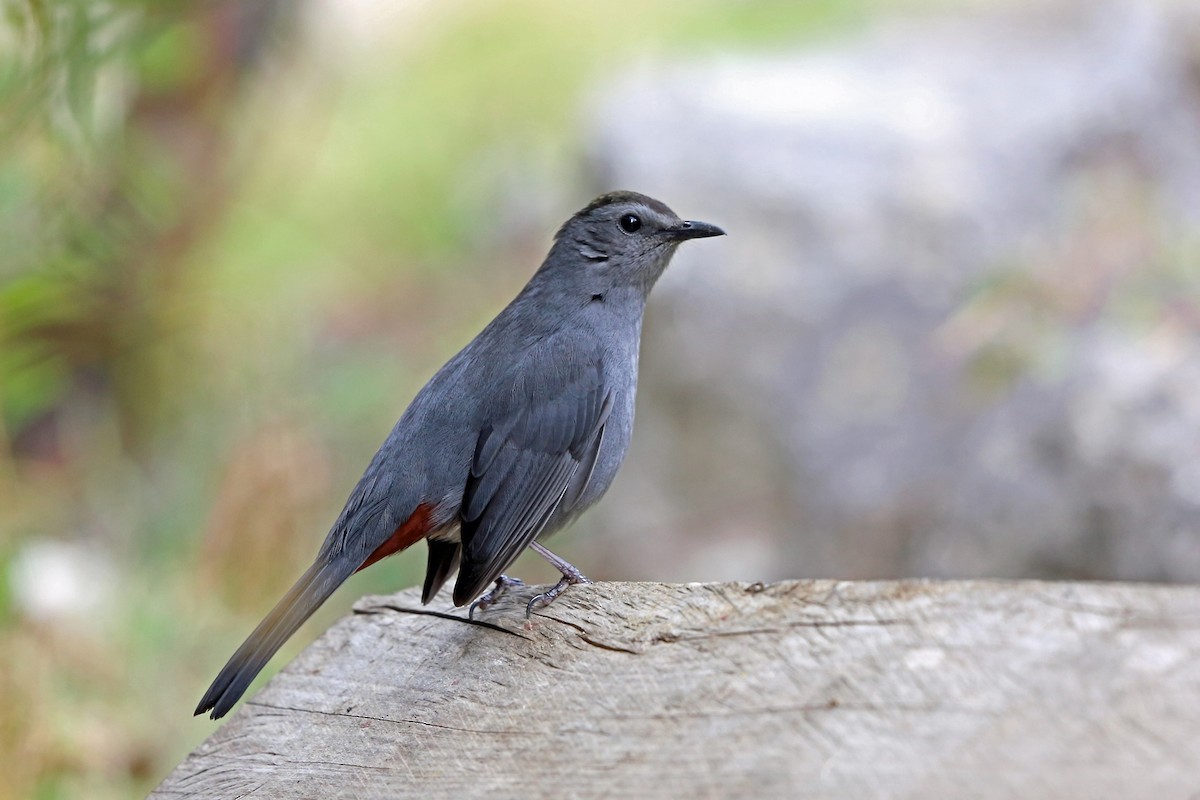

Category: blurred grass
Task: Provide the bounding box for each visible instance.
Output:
[0,1,878,797]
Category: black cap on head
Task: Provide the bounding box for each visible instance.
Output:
[577,190,678,219]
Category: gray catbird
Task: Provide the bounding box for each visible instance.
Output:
[195,191,724,719]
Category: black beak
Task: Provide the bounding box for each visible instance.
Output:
[667,219,726,241]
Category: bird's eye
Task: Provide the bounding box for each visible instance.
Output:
[619,214,641,234]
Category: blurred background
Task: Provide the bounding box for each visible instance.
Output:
[2,0,1199,796]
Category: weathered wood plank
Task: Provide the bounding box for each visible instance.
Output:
[154,580,1200,799]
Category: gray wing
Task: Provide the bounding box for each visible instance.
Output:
[453,355,613,606]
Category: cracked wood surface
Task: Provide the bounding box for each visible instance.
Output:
[153,580,1200,799]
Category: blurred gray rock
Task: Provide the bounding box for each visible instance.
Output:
[578,2,1200,583]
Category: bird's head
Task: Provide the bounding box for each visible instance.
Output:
[545,191,724,297]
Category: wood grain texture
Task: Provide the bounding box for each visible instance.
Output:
[154,580,1200,799]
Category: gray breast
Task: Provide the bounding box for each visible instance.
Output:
[548,328,641,533]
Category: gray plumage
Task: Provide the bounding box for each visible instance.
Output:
[196,191,724,719]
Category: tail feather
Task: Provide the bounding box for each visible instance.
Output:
[422,539,461,604]
[195,558,355,719]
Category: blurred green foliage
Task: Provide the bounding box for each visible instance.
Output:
[0,1,875,797]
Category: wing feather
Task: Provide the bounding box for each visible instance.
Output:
[453,352,612,606]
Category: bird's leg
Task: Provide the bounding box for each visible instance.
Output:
[469,575,524,619]
[526,542,591,617]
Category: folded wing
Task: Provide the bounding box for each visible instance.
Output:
[453,353,612,606]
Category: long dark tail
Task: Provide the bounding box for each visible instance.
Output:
[195,557,356,719]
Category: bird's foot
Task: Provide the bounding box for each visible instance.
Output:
[525,541,591,617]
[523,575,588,618]
[469,575,524,619]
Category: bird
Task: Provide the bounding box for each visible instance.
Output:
[195,191,725,719]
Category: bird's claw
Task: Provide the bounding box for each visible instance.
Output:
[469,575,524,619]
[525,571,591,618]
